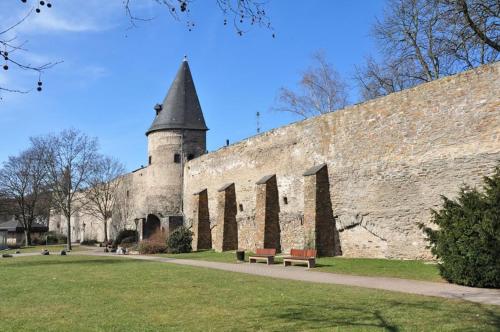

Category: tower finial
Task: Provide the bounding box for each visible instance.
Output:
[183,55,188,62]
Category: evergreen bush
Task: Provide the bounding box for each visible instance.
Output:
[166,226,193,254]
[121,236,137,245]
[421,165,500,288]
[45,231,67,245]
[80,239,98,246]
[113,229,138,247]
[120,236,138,248]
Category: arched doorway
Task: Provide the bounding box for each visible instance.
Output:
[143,214,161,240]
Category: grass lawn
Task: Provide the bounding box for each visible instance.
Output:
[0,255,498,331]
[1,244,86,254]
[160,250,443,282]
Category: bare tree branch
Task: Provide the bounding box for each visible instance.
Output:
[273,51,349,119]
[83,156,125,242]
[355,0,498,101]
[456,0,500,51]
[124,0,274,36]
[0,2,61,98]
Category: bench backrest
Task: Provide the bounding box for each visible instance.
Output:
[256,248,276,256]
[290,249,317,258]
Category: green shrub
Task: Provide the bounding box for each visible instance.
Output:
[121,236,137,244]
[45,231,67,245]
[421,165,500,288]
[80,239,98,246]
[31,236,45,245]
[167,226,193,254]
[138,241,167,254]
[120,236,138,248]
[113,229,138,247]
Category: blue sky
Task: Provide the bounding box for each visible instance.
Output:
[0,0,386,171]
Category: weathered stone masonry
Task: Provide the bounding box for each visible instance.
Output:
[254,175,281,252]
[192,189,212,251]
[184,63,500,259]
[214,183,238,252]
[50,61,499,259]
[303,164,338,257]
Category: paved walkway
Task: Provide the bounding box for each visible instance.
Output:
[76,250,500,306]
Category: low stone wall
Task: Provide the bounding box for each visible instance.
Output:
[183,63,500,259]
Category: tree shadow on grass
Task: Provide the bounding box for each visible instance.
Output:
[251,298,500,331]
[468,299,500,328]
[259,303,400,331]
[383,299,500,329]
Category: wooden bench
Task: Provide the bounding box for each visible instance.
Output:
[249,248,276,265]
[283,249,317,268]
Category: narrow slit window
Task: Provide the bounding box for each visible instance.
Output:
[148,156,152,165]
[239,203,244,212]
[174,153,181,163]
[283,196,288,205]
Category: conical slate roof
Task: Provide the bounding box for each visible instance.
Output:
[146,59,208,135]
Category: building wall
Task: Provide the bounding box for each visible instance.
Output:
[6,232,24,247]
[183,63,500,259]
[51,210,109,243]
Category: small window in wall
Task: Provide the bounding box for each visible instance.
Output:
[126,190,130,198]
[174,153,181,163]
[148,156,152,165]
[283,196,288,205]
[239,203,244,212]
[187,154,194,161]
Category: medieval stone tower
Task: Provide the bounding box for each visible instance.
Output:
[141,58,208,238]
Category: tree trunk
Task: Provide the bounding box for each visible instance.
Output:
[24,229,32,247]
[66,214,72,251]
[104,219,108,243]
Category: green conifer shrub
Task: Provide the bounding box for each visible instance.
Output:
[166,226,193,254]
[113,229,138,247]
[421,166,500,288]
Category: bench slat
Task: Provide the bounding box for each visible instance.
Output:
[290,248,317,258]
[256,248,276,256]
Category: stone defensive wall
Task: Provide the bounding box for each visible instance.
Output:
[183,62,500,259]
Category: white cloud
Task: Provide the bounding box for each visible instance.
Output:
[25,12,105,33]
[12,0,124,34]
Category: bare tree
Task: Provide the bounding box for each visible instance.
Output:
[373,0,453,83]
[0,146,49,246]
[453,0,499,52]
[84,156,125,243]
[441,0,499,68]
[354,56,423,100]
[274,51,349,119]
[355,0,498,101]
[32,129,99,250]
